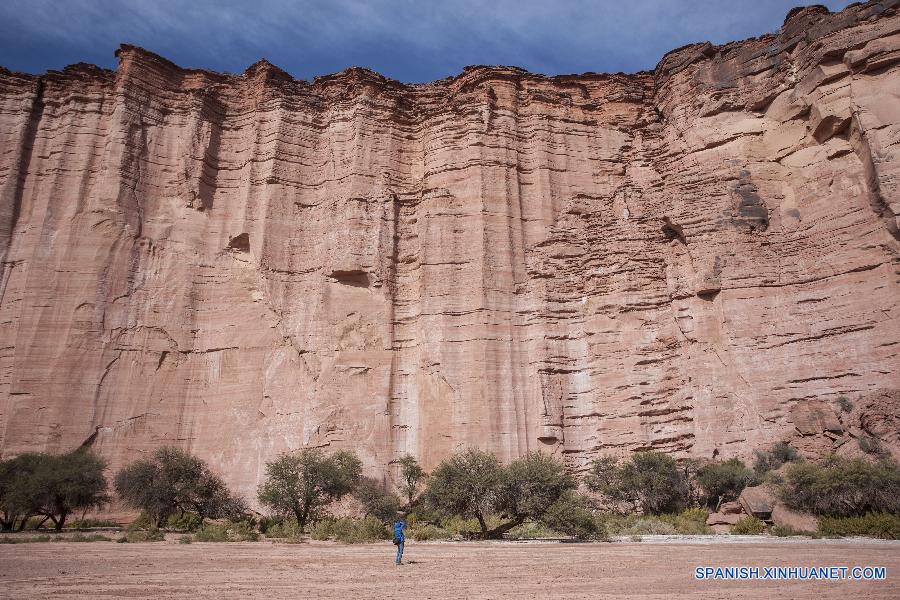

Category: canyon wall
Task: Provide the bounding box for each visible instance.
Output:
[1,2,898,498]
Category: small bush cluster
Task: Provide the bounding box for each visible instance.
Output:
[166,512,204,532]
[731,517,766,535]
[506,521,561,539]
[193,520,259,542]
[595,509,710,536]
[67,518,120,529]
[858,436,887,457]
[769,525,816,538]
[817,513,900,540]
[753,442,800,476]
[836,396,854,413]
[66,532,113,542]
[779,457,900,516]
[666,508,712,535]
[263,518,303,540]
[0,535,52,544]
[540,492,604,540]
[117,527,165,543]
[407,523,449,541]
[696,459,757,509]
[310,517,390,544]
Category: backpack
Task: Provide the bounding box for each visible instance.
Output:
[392,536,401,546]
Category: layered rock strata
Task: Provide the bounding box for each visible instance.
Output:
[1,2,898,497]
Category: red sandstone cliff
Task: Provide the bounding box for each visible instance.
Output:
[0,2,898,498]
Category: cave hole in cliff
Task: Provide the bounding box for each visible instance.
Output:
[328,269,371,288]
[662,218,687,244]
[227,233,250,252]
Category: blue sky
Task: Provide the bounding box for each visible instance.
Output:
[0,1,856,83]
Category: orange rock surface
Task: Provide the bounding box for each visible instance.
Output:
[0,2,898,498]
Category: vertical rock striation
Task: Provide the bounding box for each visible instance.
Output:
[0,1,898,497]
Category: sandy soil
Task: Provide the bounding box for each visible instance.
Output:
[1,538,898,599]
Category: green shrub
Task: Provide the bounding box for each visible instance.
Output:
[310,517,390,544]
[539,492,604,540]
[859,437,886,457]
[697,459,756,508]
[258,516,279,534]
[622,517,676,536]
[407,523,449,541]
[264,519,302,539]
[779,457,900,516]
[666,508,712,535]
[0,535,52,544]
[224,520,259,542]
[769,525,815,537]
[118,527,165,543]
[353,477,401,523]
[836,396,853,413]
[507,521,560,539]
[127,513,153,531]
[818,513,900,540]
[731,517,765,535]
[441,515,489,537]
[597,513,680,536]
[67,518,120,529]
[193,523,228,542]
[753,442,800,475]
[194,520,259,542]
[65,532,112,542]
[179,535,193,544]
[167,512,203,532]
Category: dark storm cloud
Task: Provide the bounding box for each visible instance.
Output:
[0,0,858,82]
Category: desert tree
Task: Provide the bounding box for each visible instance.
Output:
[492,452,576,536]
[395,454,425,506]
[257,448,362,532]
[354,476,402,523]
[424,449,576,538]
[586,451,689,514]
[0,453,45,531]
[424,448,502,536]
[115,446,241,528]
[2,450,110,531]
[696,458,757,510]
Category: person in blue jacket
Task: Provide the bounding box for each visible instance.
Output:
[393,514,406,565]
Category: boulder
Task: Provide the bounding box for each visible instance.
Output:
[706,512,743,526]
[771,504,818,534]
[719,501,744,515]
[739,486,773,521]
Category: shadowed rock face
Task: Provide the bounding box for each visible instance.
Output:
[1,2,898,499]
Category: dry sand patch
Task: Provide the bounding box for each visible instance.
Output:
[1,539,898,599]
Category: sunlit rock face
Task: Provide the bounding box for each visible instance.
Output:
[1,1,898,499]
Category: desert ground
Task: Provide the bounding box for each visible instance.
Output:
[1,538,898,599]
